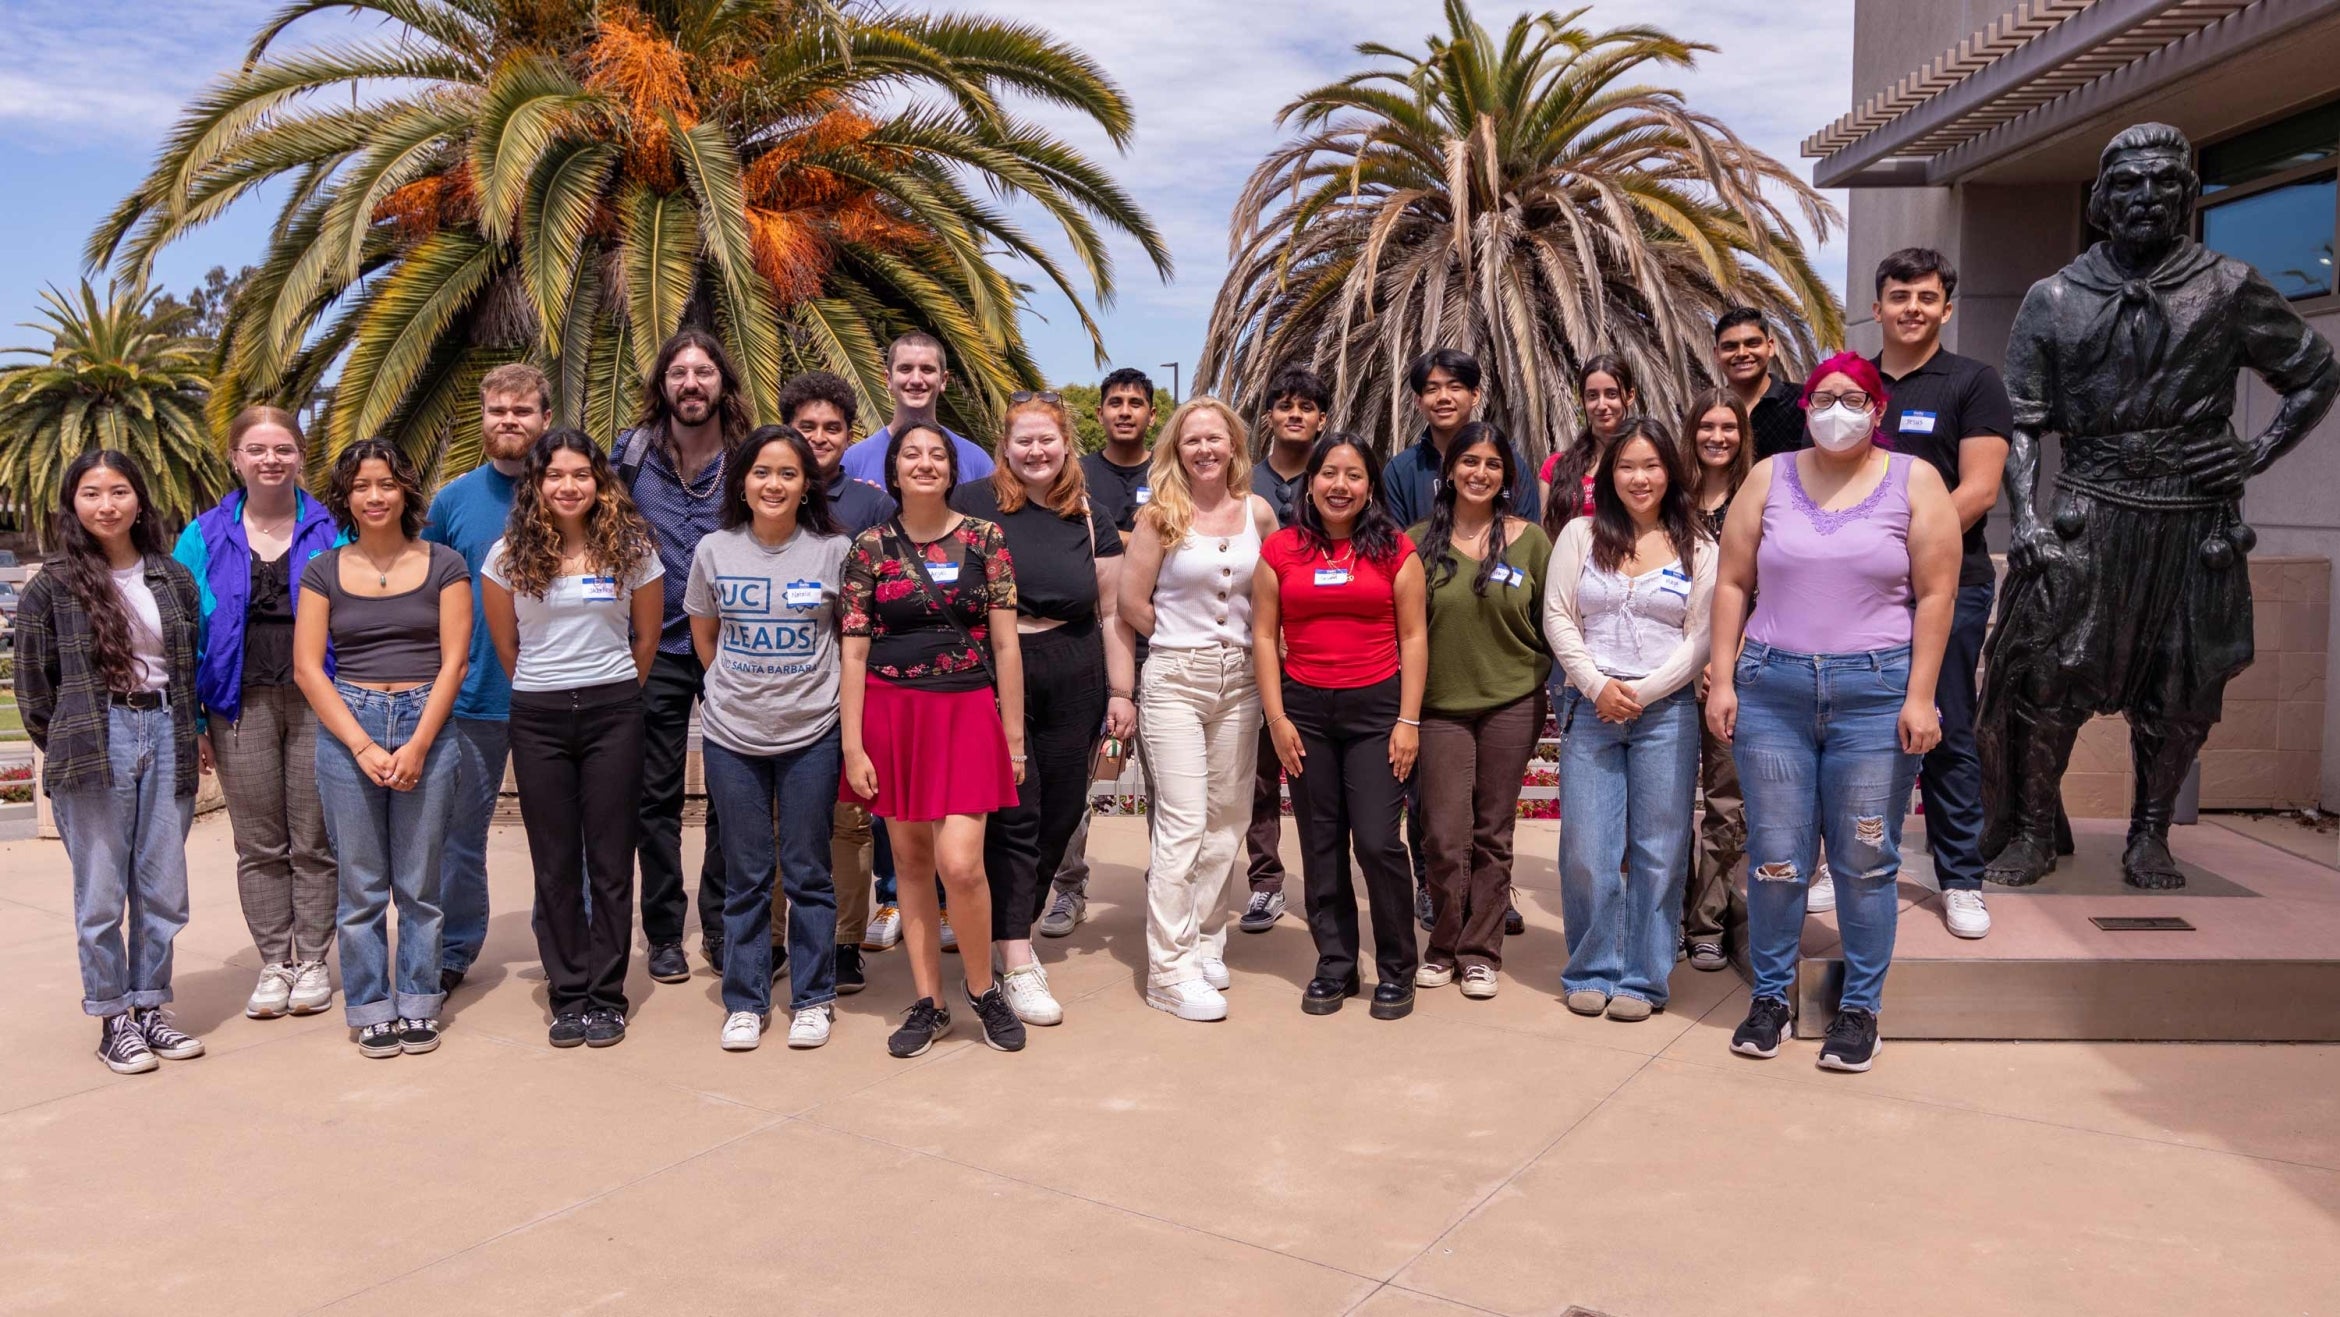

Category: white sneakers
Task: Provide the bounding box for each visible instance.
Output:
[999,963,1063,1026]
[939,916,958,953]
[861,904,902,952]
[1146,978,1228,1022]
[1459,966,1499,999]
[1943,888,1992,939]
[1198,957,1231,991]
[720,1011,767,1051]
[248,960,334,1019]
[1807,862,1837,913]
[289,960,332,1014]
[246,964,296,1018]
[1414,962,1455,989]
[788,1005,834,1049]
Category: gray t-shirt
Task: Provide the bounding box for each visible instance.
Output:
[683,524,850,757]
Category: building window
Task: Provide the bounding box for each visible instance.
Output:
[2199,101,2338,300]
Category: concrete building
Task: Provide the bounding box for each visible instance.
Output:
[1809,0,2340,810]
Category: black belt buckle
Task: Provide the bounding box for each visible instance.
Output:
[109,690,166,710]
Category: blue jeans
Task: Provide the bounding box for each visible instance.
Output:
[51,705,195,1016]
[701,731,841,1015]
[1556,685,1699,1006]
[1919,581,1993,892]
[317,682,457,1027]
[1733,641,1919,1014]
[437,715,509,975]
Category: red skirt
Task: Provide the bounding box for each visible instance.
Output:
[843,678,1019,822]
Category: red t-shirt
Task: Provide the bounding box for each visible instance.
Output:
[1539,452,1596,515]
[1262,527,1414,689]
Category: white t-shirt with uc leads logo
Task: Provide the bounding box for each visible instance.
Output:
[683,524,851,757]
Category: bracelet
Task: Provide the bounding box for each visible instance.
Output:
[1267,713,1292,729]
[1010,754,1028,762]
[1396,716,1420,727]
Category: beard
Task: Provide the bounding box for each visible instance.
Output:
[486,429,536,462]
[671,393,713,424]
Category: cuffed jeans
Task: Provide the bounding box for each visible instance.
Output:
[1284,674,1417,987]
[437,715,507,977]
[1920,581,1993,892]
[1557,685,1698,1006]
[1419,692,1541,973]
[1734,642,1919,1015]
[317,682,455,1028]
[638,651,724,946]
[52,704,194,1017]
[987,625,1107,940]
[1139,645,1259,988]
[209,682,336,964]
[702,731,841,1015]
[509,682,641,1017]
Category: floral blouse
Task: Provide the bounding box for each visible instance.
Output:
[841,517,1017,693]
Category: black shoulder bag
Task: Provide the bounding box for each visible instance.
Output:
[885,518,996,687]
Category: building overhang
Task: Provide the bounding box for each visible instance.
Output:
[1806,0,2340,187]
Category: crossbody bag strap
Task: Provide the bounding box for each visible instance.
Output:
[886,517,996,686]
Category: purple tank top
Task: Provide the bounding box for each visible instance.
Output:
[1745,453,1914,655]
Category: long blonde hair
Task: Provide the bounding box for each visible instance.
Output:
[1139,398,1250,544]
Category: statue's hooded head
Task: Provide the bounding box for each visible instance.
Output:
[2086,123,2199,250]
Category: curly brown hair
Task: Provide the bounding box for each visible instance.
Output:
[496,429,657,599]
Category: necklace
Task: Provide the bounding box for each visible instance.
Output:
[355,545,403,588]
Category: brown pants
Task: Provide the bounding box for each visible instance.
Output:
[1417,693,1542,972]
[776,802,871,950]
[1682,709,1744,945]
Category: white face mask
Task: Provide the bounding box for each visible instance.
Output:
[1808,402,1875,453]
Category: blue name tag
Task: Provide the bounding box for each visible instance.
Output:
[1657,565,1692,598]
[1491,564,1523,588]
[1134,486,1152,505]
[781,580,823,609]
[1313,567,1351,587]
[1899,410,1938,435]
[928,562,960,586]
[580,574,619,602]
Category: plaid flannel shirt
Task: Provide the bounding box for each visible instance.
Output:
[11,554,203,799]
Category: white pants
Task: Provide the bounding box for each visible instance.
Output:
[1139,645,1261,988]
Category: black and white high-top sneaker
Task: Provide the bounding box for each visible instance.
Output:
[99,1013,158,1074]
[135,1007,205,1060]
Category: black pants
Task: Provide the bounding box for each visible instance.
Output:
[987,625,1108,940]
[637,651,724,946]
[510,682,642,1015]
[1283,674,1418,986]
[1921,581,1994,892]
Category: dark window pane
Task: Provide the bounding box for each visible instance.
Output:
[2200,174,2337,299]
[2201,100,2340,193]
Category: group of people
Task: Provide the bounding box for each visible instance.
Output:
[16,245,2013,1076]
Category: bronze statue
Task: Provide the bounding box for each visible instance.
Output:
[1979,123,2339,890]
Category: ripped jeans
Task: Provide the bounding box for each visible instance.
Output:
[1732,641,1918,1014]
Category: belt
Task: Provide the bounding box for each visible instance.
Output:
[109,690,167,710]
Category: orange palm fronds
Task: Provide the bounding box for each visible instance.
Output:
[747,207,832,304]
[373,163,479,243]
[586,4,696,190]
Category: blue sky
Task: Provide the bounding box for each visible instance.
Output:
[0,0,1852,390]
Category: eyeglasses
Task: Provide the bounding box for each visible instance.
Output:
[1009,391,1063,404]
[1809,391,1873,412]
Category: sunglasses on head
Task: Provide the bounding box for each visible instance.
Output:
[1009,391,1063,405]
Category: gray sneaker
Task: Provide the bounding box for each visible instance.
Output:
[1037,887,1086,938]
[1238,889,1286,934]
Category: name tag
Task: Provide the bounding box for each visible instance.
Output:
[1491,564,1523,588]
[580,575,619,602]
[1657,566,1692,598]
[1899,410,1938,435]
[1134,486,1152,505]
[1314,567,1351,587]
[927,562,961,586]
[781,580,824,609]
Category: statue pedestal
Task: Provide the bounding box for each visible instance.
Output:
[1785,816,2340,1041]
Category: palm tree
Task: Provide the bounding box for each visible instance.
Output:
[0,279,223,545]
[90,0,1169,479]
[1198,2,1841,461]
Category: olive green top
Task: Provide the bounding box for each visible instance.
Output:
[1409,520,1554,715]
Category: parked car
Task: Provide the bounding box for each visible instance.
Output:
[0,581,17,648]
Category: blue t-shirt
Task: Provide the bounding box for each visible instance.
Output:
[839,423,994,486]
[422,464,517,720]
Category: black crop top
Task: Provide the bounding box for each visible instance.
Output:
[949,481,1123,627]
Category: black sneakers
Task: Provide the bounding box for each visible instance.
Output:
[548,1012,588,1049]
[1414,885,1436,931]
[967,984,1027,1052]
[135,1007,205,1060]
[358,1022,403,1058]
[888,997,952,1058]
[647,942,690,984]
[1503,900,1526,937]
[703,934,727,976]
[582,1008,626,1048]
[834,945,866,996]
[396,1017,441,1055]
[1818,1007,1881,1072]
[98,1013,157,1074]
[1731,996,1792,1059]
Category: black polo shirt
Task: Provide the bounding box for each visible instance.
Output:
[1749,375,1808,461]
[1082,451,1151,534]
[1252,457,1306,528]
[1872,347,2014,587]
[827,470,898,536]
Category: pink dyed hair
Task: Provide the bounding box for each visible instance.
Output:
[1800,351,1890,414]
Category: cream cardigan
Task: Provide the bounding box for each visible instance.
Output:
[1538,518,1717,704]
